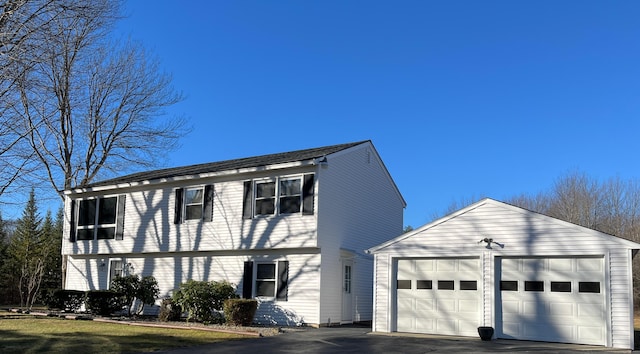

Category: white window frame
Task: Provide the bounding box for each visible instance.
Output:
[184,186,204,221]
[108,259,125,289]
[253,175,304,217]
[254,262,277,299]
[76,195,119,240]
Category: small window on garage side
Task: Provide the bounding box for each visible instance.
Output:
[416,280,432,289]
[397,280,411,289]
[500,281,518,291]
[579,282,601,293]
[460,280,477,290]
[524,281,544,292]
[438,280,454,290]
[550,281,571,292]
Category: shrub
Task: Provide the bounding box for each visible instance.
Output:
[223,299,257,326]
[110,275,160,316]
[172,280,238,323]
[158,298,182,322]
[44,289,85,312]
[85,290,125,316]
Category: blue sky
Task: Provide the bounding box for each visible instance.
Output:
[109,0,640,229]
[9,1,639,228]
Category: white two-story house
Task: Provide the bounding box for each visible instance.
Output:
[62,141,405,326]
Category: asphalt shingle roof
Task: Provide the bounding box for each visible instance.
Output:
[83,141,368,188]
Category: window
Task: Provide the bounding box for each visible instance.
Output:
[460,280,477,290]
[438,280,454,290]
[256,263,276,296]
[76,196,124,241]
[243,174,315,218]
[255,181,276,215]
[279,178,302,214]
[551,281,571,292]
[109,260,124,288]
[397,280,411,289]
[416,280,432,289]
[525,281,544,292]
[173,185,213,224]
[344,265,352,294]
[242,261,289,300]
[500,281,518,291]
[184,187,204,220]
[579,282,600,293]
[254,178,300,216]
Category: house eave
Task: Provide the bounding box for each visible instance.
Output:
[64,159,316,195]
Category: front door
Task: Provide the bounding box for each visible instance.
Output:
[341,260,353,323]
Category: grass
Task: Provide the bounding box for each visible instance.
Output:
[0,313,251,353]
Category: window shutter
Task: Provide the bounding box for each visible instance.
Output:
[174,188,183,224]
[242,261,253,299]
[69,199,76,242]
[115,195,126,240]
[277,260,289,301]
[302,174,315,215]
[203,185,214,222]
[242,181,253,219]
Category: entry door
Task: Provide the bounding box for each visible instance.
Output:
[497,257,606,345]
[341,260,353,323]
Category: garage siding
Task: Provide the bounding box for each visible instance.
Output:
[370,199,640,350]
[609,249,634,349]
[373,253,390,332]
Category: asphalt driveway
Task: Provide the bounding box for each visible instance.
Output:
[157,325,630,354]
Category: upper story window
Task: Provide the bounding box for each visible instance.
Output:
[72,195,126,241]
[255,181,276,215]
[174,185,214,224]
[243,174,314,219]
[279,178,302,214]
[185,187,204,220]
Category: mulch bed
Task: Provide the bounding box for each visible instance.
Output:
[4,308,281,337]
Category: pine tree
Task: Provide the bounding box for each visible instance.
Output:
[0,211,11,304]
[40,208,63,293]
[6,189,46,310]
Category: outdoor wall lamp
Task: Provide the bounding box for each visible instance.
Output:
[99,259,106,271]
[314,156,328,166]
[478,237,504,249]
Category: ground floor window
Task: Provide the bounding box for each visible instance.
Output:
[243,260,289,301]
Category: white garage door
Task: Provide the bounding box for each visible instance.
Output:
[396,258,480,336]
[498,257,606,345]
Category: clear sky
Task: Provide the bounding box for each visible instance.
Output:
[21,1,640,228]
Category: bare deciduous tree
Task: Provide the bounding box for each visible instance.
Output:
[3,0,187,196]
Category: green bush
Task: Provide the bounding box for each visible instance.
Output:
[110,275,160,316]
[44,289,85,312]
[158,298,182,322]
[223,299,257,326]
[172,280,238,323]
[85,290,125,316]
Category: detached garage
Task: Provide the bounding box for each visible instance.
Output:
[368,198,640,349]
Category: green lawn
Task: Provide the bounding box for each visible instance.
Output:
[0,314,250,353]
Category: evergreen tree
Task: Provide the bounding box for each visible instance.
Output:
[0,211,11,303]
[40,208,63,295]
[6,189,46,310]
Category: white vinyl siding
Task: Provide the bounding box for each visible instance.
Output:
[65,252,321,325]
[316,143,405,325]
[62,170,318,256]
